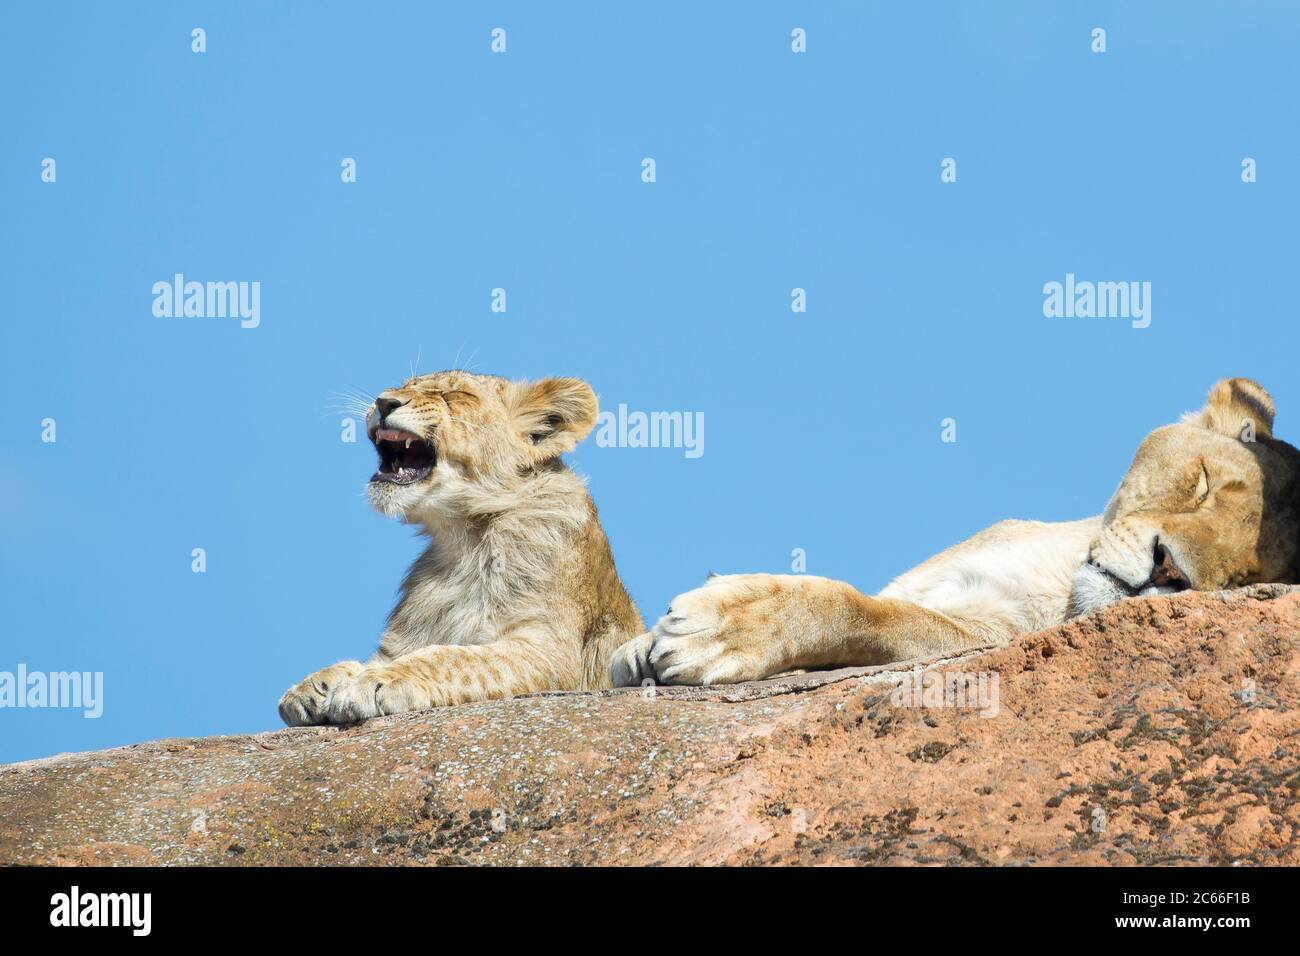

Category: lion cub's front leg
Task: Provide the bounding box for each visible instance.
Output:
[316,631,577,723]
[278,660,366,726]
[321,656,452,723]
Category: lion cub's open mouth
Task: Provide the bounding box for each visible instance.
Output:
[370,427,437,485]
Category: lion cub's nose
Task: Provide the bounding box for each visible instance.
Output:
[375,396,408,421]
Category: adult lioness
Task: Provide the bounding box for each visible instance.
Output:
[279,371,643,725]
[612,378,1300,687]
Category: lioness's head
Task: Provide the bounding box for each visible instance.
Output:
[363,370,599,522]
[1068,378,1300,617]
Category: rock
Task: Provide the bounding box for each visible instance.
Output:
[2,585,1299,866]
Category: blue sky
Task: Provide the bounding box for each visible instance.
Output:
[2,2,1297,764]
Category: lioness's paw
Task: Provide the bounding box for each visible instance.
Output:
[610,633,655,687]
[278,660,365,726]
[320,668,428,724]
[645,575,787,685]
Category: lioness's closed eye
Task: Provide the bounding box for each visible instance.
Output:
[278,371,644,726]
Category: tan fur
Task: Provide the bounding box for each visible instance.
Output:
[279,371,643,725]
[612,378,1300,686]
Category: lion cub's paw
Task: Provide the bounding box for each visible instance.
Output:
[320,667,429,724]
[278,660,365,726]
[645,574,790,685]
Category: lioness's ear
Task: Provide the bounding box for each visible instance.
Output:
[1192,377,1275,440]
[511,377,599,458]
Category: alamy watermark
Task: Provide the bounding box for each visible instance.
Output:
[0,664,103,718]
[1042,273,1150,329]
[50,886,150,936]
[595,404,704,459]
[890,667,999,718]
[152,274,261,329]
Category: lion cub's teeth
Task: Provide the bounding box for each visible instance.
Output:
[406,439,413,449]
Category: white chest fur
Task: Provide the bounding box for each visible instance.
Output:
[879,517,1100,639]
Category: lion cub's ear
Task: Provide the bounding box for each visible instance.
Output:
[1191,377,1275,440]
[511,377,599,459]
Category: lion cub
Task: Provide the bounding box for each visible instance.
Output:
[278,371,644,725]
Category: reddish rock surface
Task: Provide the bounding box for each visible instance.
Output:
[3,585,1299,866]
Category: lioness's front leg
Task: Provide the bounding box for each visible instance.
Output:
[615,573,987,686]
[319,631,577,723]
